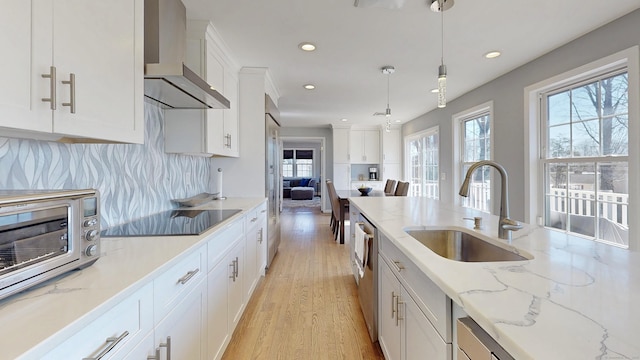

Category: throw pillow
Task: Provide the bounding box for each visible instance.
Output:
[300,178,309,187]
[283,180,290,188]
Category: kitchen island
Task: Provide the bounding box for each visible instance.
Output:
[0,197,266,359]
[349,196,640,360]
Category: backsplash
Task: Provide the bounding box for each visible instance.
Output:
[0,104,214,228]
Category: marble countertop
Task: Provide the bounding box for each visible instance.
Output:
[0,197,266,360]
[349,196,640,360]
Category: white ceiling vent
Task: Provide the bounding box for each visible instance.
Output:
[353,0,406,9]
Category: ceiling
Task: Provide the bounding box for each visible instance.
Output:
[183,0,640,128]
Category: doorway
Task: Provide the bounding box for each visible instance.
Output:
[280,137,326,213]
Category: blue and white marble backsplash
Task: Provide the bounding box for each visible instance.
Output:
[0,104,214,228]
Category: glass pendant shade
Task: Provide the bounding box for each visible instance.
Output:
[437,64,447,108]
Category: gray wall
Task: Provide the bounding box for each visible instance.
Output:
[403,9,640,222]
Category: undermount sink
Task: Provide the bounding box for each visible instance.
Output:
[405,229,533,262]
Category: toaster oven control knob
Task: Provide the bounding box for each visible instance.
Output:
[85,244,98,257]
[83,218,98,227]
[85,229,99,241]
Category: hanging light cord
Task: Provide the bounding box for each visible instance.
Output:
[386,72,390,111]
[440,0,444,66]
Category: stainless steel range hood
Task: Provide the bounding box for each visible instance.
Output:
[144,0,230,109]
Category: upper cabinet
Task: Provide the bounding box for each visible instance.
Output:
[382,128,401,164]
[333,126,351,163]
[350,129,380,164]
[164,21,240,157]
[0,0,144,144]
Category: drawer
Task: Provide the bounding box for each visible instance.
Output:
[43,283,153,360]
[257,201,267,219]
[245,208,259,230]
[457,317,513,360]
[207,218,244,272]
[380,233,451,342]
[154,246,205,323]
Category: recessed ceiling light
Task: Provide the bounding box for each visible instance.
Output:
[394,119,401,123]
[303,84,316,90]
[299,42,316,52]
[484,51,501,59]
[341,118,348,122]
[430,88,439,93]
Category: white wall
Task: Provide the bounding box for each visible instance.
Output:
[402,9,640,222]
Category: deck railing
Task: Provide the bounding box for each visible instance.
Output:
[548,187,628,227]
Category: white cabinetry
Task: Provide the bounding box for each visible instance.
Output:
[333,127,351,163]
[0,0,144,144]
[350,129,380,164]
[382,128,402,180]
[333,163,351,190]
[378,233,453,360]
[44,283,153,359]
[165,21,239,157]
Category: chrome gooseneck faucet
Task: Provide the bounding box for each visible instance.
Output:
[459,161,522,240]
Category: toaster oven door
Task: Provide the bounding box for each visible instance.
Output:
[0,206,73,280]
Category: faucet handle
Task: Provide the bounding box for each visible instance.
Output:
[464,217,484,230]
[501,218,523,231]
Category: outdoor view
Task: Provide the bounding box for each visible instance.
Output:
[544,70,629,247]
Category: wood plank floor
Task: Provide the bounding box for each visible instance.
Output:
[222,205,384,359]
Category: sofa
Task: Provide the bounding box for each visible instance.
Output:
[283,177,316,199]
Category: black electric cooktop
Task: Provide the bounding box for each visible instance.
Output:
[101,209,241,237]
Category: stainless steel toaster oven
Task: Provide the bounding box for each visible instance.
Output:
[0,189,100,300]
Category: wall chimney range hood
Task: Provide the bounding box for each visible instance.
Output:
[144,0,230,109]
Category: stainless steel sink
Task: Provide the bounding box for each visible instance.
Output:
[405,229,532,262]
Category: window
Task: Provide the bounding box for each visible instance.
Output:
[454,104,493,213]
[406,127,439,198]
[283,149,314,178]
[525,46,638,249]
[542,70,629,247]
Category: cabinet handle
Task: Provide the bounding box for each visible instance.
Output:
[260,209,267,213]
[61,73,76,113]
[229,261,236,281]
[251,217,258,223]
[41,66,57,110]
[393,260,405,272]
[234,256,239,278]
[146,348,161,360]
[258,228,263,244]
[177,268,199,284]
[160,336,172,360]
[83,331,129,360]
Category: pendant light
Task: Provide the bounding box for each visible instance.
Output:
[374,66,396,132]
[431,0,453,108]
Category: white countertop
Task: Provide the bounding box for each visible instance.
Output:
[0,197,265,360]
[349,196,640,360]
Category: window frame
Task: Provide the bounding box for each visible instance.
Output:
[452,101,494,211]
[524,46,639,250]
[405,126,440,199]
[283,148,315,178]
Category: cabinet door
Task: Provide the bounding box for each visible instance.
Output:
[383,128,402,164]
[0,1,52,133]
[52,0,143,143]
[333,128,351,163]
[333,163,351,190]
[244,214,259,301]
[208,256,230,360]
[383,163,402,182]
[223,70,240,157]
[228,241,245,332]
[403,288,451,360]
[350,130,365,163]
[378,256,402,360]
[155,279,207,360]
[364,130,380,163]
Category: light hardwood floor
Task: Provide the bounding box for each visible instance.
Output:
[222,205,385,359]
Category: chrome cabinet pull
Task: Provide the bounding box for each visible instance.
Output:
[177,268,199,284]
[41,66,57,110]
[391,291,397,319]
[234,257,239,278]
[393,260,405,272]
[160,336,172,360]
[62,73,76,113]
[83,331,129,360]
[147,348,161,360]
[229,261,236,280]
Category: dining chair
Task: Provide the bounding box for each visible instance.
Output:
[326,180,342,240]
[394,181,409,196]
[384,179,397,195]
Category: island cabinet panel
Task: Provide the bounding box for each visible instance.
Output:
[44,283,153,360]
[0,0,144,144]
[378,233,453,360]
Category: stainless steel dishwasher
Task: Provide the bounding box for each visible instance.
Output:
[355,213,378,343]
[457,317,514,360]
